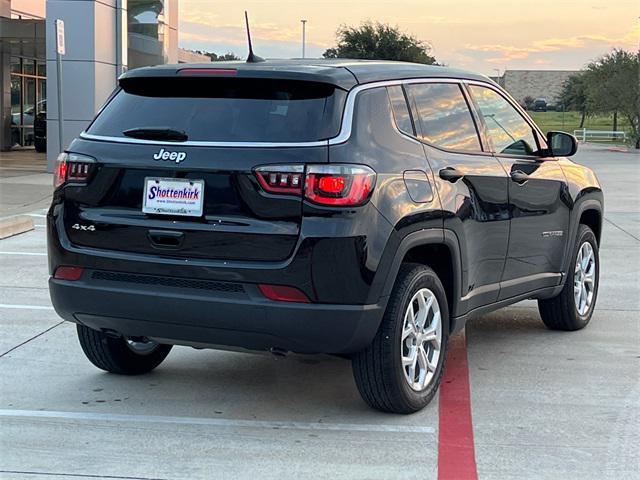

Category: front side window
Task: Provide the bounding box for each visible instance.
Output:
[469,85,539,156]
[406,83,482,152]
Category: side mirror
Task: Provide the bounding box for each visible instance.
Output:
[546,131,578,157]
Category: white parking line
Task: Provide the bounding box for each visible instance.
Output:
[0,304,54,310]
[26,214,47,218]
[0,409,435,434]
[0,252,46,256]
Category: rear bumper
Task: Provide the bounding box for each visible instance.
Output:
[49,271,385,354]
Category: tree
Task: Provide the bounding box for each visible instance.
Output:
[195,51,241,62]
[523,96,535,110]
[323,22,437,64]
[583,49,639,148]
[559,75,589,128]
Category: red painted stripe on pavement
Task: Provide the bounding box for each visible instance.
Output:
[438,330,478,480]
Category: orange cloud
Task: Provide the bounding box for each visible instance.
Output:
[464,28,638,64]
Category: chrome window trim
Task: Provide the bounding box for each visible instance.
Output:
[80,77,495,148]
[79,132,329,148]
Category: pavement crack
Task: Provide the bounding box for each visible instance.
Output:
[0,321,64,358]
[0,471,167,480]
[604,216,640,243]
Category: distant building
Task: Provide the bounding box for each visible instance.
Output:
[178,48,211,63]
[491,70,579,106]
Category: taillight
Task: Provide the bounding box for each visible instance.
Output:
[253,164,376,207]
[305,165,376,206]
[254,165,304,195]
[54,152,96,188]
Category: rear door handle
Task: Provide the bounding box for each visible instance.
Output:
[510,170,530,184]
[439,168,464,183]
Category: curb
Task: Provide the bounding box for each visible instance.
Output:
[0,216,35,240]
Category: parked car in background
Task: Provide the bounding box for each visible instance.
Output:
[532,98,548,111]
[34,102,47,152]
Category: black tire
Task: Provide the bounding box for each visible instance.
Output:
[538,224,599,331]
[352,263,449,414]
[77,324,172,375]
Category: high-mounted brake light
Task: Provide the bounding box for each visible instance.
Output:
[54,152,96,188]
[253,164,376,207]
[177,68,238,76]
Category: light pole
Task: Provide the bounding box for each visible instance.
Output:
[301,19,307,58]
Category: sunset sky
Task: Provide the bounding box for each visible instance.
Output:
[178,0,639,75]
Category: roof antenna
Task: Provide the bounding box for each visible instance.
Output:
[245,11,265,63]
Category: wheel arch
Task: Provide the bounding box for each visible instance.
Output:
[579,207,602,245]
[379,229,463,331]
[560,196,603,274]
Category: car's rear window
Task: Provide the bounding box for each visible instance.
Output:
[87,77,347,143]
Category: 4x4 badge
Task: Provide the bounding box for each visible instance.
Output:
[153,148,186,164]
[72,223,95,232]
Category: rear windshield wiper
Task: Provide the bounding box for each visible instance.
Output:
[123,127,188,142]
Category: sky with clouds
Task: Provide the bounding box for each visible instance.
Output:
[178,0,639,75]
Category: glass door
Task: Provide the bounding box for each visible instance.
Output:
[9,57,47,148]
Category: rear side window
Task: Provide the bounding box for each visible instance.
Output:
[406,83,481,152]
[87,77,346,143]
[387,86,414,136]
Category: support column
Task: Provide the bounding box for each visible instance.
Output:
[0,48,11,151]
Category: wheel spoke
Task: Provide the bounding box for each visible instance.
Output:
[415,293,429,329]
[422,312,441,350]
[404,303,417,335]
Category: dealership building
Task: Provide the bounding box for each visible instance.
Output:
[1,0,206,169]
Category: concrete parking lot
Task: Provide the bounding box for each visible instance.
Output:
[0,144,638,479]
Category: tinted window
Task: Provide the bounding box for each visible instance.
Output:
[406,83,481,152]
[387,86,414,136]
[469,85,539,156]
[88,77,346,142]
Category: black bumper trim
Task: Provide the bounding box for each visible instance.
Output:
[49,276,385,354]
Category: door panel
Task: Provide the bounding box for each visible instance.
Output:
[498,158,571,298]
[425,146,510,312]
[466,83,571,299]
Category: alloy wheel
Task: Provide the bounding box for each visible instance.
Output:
[574,241,596,316]
[400,288,443,391]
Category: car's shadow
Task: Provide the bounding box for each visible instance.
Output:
[60,306,556,420]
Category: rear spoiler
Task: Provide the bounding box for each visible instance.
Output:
[119,64,358,91]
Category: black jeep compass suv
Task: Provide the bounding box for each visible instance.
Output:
[48,60,603,414]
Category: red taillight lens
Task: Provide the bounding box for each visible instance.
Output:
[317,175,346,194]
[258,284,310,303]
[305,165,376,206]
[54,152,95,188]
[253,164,376,207]
[254,165,304,195]
[54,154,68,188]
[53,265,84,281]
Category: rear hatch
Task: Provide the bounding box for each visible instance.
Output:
[62,72,347,262]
